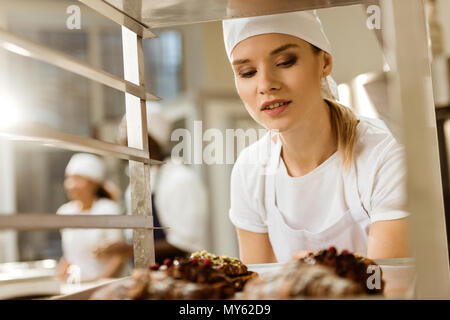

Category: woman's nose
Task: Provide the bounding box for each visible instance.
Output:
[258,68,281,95]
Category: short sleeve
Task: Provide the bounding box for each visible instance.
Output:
[369,139,410,223]
[56,202,75,215]
[56,202,75,239]
[229,159,268,233]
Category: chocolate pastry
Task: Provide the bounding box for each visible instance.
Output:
[242,262,364,299]
[163,258,236,298]
[89,269,150,300]
[147,270,231,300]
[298,247,384,294]
[90,258,236,300]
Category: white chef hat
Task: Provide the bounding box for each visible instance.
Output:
[146,102,171,147]
[65,153,106,184]
[222,10,338,100]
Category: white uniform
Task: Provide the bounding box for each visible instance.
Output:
[125,159,208,253]
[57,199,124,282]
[229,117,409,262]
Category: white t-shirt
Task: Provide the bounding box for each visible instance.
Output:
[125,160,208,253]
[229,117,409,235]
[57,199,124,282]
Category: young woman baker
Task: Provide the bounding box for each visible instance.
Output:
[223,11,410,264]
[57,153,127,282]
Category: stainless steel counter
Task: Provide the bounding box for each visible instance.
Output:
[0,260,60,299]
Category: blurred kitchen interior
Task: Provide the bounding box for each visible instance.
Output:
[0,0,450,269]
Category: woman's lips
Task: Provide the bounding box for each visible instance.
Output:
[262,101,291,117]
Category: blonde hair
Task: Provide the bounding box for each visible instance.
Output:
[311,44,359,170]
[326,99,359,171]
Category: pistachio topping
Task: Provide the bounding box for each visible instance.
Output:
[190,250,248,276]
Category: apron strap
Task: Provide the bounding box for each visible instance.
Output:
[264,132,282,209]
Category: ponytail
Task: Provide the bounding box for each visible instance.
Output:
[310,44,359,171]
[327,99,359,171]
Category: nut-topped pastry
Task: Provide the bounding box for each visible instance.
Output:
[190,250,248,276]
[189,251,257,290]
[90,253,256,300]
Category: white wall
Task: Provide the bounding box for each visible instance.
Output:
[317,5,385,84]
[436,0,450,55]
[180,21,235,94]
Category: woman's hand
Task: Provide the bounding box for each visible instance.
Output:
[97,254,127,280]
[291,250,313,260]
[93,242,133,259]
[57,257,70,281]
[92,242,133,280]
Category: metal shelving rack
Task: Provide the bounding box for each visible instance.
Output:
[0,0,449,299]
[0,0,164,269]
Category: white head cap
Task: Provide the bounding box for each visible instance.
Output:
[65,153,106,184]
[222,11,338,100]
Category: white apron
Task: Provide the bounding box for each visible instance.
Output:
[264,136,371,263]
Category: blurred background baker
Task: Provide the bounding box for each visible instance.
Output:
[116,103,209,264]
[57,153,128,282]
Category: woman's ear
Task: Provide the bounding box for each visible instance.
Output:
[321,51,333,77]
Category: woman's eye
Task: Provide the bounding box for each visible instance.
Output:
[239,70,256,78]
[277,57,297,67]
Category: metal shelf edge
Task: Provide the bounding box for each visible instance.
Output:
[0,124,164,165]
[0,28,161,102]
[79,0,158,39]
[0,214,169,230]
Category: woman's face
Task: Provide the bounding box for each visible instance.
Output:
[230,33,332,133]
[64,175,99,202]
